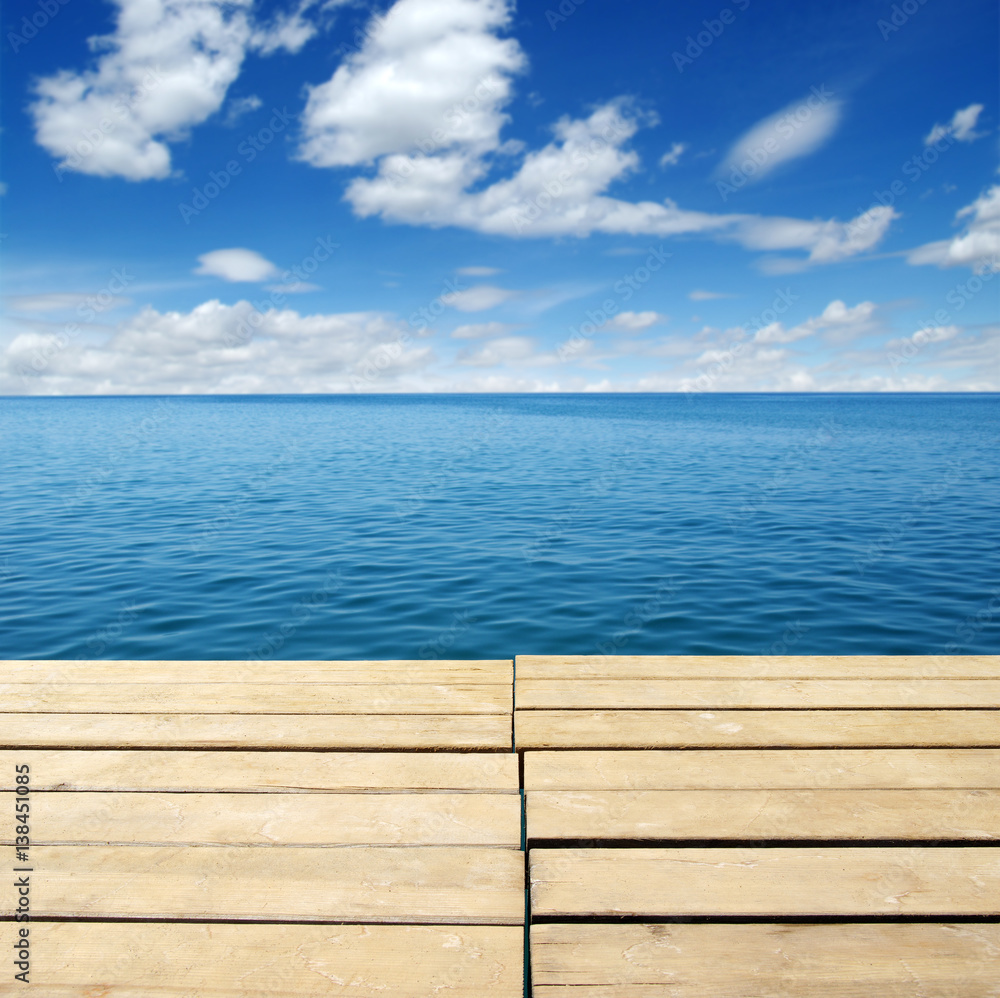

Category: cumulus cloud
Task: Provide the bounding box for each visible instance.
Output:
[441,284,517,311]
[606,310,665,332]
[451,320,517,338]
[28,0,341,180]
[753,299,877,345]
[3,296,993,394]
[737,205,897,265]
[715,87,843,185]
[1,300,433,394]
[299,1,893,264]
[298,0,525,167]
[456,266,503,275]
[689,289,735,301]
[250,0,328,56]
[658,142,686,167]
[31,0,257,181]
[907,185,1000,271]
[925,103,986,146]
[194,249,279,282]
[885,325,960,351]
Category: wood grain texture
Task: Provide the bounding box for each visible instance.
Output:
[14,923,524,997]
[530,923,1000,997]
[0,659,513,684]
[0,682,511,713]
[17,845,525,923]
[526,789,1000,841]
[515,710,1000,749]
[0,750,518,792]
[515,655,1000,680]
[529,846,1000,916]
[517,679,1000,709]
[3,713,512,749]
[523,749,1000,790]
[1,791,522,846]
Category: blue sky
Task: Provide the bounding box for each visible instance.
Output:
[2,0,998,393]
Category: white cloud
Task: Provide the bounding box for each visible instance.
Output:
[441,284,516,311]
[907,185,1000,271]
[250,0,327,56]
[818,299,876,325]
[925,103,986,145]
[606,310,665,332]
[886,325,960,351]
[688,289,735,301]
[1,300,434,394]
[298,0,525,167]
[658,142,686,168]
[456,266,502,275]
[451,320,517,338]
[456,335,535,366]
[223,94,262,126]
[737,206,897,265]
[716,88,843,185]
[753,299,877,344]
[4,297,992,394]
[31,0,255,181]
[195,249,279,282]
[28,0,339,180]
[295,1,894,263]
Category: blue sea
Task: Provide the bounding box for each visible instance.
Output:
[1,394,998,661]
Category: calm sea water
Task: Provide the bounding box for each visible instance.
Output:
[1,394,997,661]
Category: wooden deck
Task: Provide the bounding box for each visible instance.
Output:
[518,656,1000,997]
[2,655,998,995]
[1,659,523,997]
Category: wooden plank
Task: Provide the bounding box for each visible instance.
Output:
[20,845,525,923]
[517,679,1000,709]
[1,791,522,846]
[515,655,1000,680]
[2,713,512,749]
[515,710,1000,749]
[529,846,1000,916]
[18,922,524,997]
[0,682,510,713]
[0,659,513,684]
[526,789,1000,841]
[524,749,1000,790]
[531,923,1000,996]
[0,750,519,792]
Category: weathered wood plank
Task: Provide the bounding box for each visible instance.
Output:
[517,679,1000,709]
[0,682,510,713]
[2,713,512,749]
[17,923,524,997]
[530,846,1000,916]
[19,845,525,922]
[515,710,1000,749]
[524,748,1000,790]
[526,789,1000,841]
[531,923,1000,997]
[1,791,522,846]
[515,655,1000,680]
[0,659,513,684]
[0,750,518,792]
